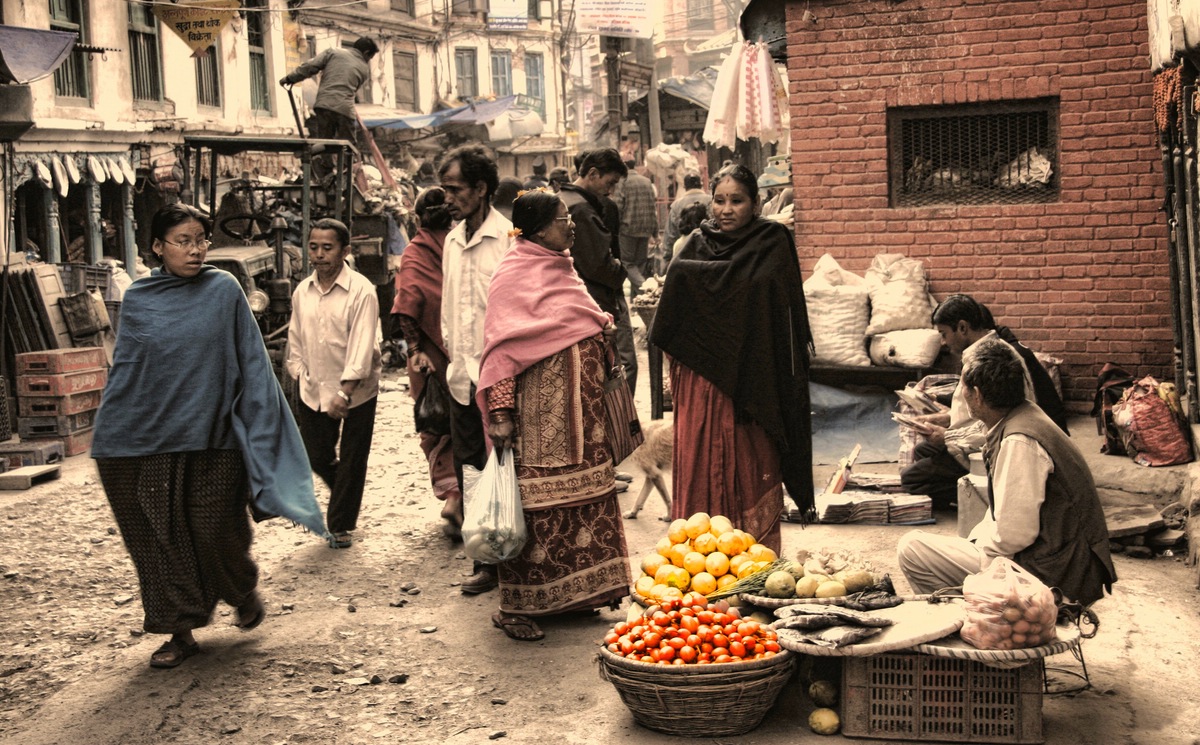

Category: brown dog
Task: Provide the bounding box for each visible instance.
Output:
[622,419,673,521]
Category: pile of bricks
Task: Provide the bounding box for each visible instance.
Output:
[13,348,107,457]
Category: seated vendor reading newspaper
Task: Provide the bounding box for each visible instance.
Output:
[897,338,1115,607]
[898,295,1069,509]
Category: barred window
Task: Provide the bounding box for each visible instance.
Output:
[128,3,162,102]
[888,100,1059,208]
[195,42,222,108]
[50,0,90,101]
[244,0,271,113]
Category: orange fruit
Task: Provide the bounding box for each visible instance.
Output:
[747,544,777,563]
[654,563,676,584]
[668,543,692,568]
[729,553,752,575]
[660,586,684,601]
[685,512,711,540]
[634,575,656,596]
[667,519,689,545]
[641,553,669,577]
[737,561,760,579]
[717,573,738,590]
[649,583,670,601]
[656,536,674,558]
[683,551,707,576]
[709,515,734,537]
[664,566,691,590]
[705,551,730,577]
[690,572,717,595]
[716,531,742,556]
[692,532,718,555]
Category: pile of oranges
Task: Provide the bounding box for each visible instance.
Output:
[633,512,778,603]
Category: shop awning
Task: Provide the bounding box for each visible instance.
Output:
[363,95,520,130]
[0,25,77,84]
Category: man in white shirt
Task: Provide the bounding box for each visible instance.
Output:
[897,339,1115,607]
[287,219,382,550]
[409,145,512,594]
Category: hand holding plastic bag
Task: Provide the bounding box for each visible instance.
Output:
[461,446,526,564]
[961,557,1058,650]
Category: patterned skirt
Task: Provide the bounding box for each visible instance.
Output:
[96,449,258,634]
[495,337,631,616]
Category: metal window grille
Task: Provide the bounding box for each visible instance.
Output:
[392,51,417,109]
[195,43,222,108]
[245,0,271,112]
[889,100,1059,207]
[526,52,545,117]
[50,0,89,100]
[688,0,714,30]
[491,51,512,97]
[128,4,162,102]
[455,48,477,98]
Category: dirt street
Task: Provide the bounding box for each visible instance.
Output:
[1,362,1199,745]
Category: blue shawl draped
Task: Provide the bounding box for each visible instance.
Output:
[91,266,326,537]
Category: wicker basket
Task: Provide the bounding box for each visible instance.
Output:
[631,302,657,330]
[597,646,794,737]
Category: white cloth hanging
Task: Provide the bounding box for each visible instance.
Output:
[702,42,745,149]
[704,40,789,148]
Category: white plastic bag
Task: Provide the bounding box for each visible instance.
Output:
[869,328,943,367]
[864,254,934,336]
[803,253,871,366]
[461,447,527,564]
[961,558,1058,651]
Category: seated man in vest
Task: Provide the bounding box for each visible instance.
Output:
[901,294,1069,509]
[897,338,1116,607]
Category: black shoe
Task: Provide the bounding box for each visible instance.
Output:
[462,566,498,595]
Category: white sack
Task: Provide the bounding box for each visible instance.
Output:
[803,253,870,367]
[864,253,934,336]
[869,328,943,367]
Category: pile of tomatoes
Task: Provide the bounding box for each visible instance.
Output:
[603,592,782,665]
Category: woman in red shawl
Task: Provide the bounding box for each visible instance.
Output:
[394,188,461,537]
[476,189,631,641]
[650,164,814,553]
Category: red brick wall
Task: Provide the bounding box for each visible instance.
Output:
[783,0,1169,409]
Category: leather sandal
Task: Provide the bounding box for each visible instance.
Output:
[149,638,201,669]
[492,612,544,641]
[234,591,265,631]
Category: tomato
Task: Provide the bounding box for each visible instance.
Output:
[680,616,700,634]
[660,599,679,613]
[668,611,681,622]
[686,634,702,648]
[712,613,730,626]
[619,637,636,656]
[633,639,646,652]
[762,650,776,658]
[714,654,732,664]
[614,622,630,636]
[640,655,654,663]
[737,621,759,637]
[712,599,730,613]
[658,645,676,661]
[607,643,620,654]
[604,631,619,645]
[763,640,780,653]
[644,632,662,648]
[728,632,742,644]
[727,608,742,620]
[667,636,685,650]
[651,611,670,627]
[752,643,765,656]
[729,641,747,658]
[678,645,697,663]
[679,607,695,618]
[697,610,715,624]
[671,658,685,665]
[713,633,729,649]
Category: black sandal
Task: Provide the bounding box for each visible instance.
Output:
[492,612,544,641]
[234,592,265,631]
[149,638,201,669]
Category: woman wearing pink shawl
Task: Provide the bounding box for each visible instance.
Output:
[476,189,631,641]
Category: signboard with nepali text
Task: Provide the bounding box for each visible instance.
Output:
[487,0,528,31]
[576,0,652,39]
[152,0,240,55]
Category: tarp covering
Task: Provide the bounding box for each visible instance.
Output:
[0,25,76,85]
[363,95,519,131]
[657,67,719,110]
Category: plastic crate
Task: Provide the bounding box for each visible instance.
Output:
[842,653,1043,744]
[16,347,106,375]
[0,439,65,469]
[18,389,103,417]
[16,368,107,397]
[18,409,97,438]
[23,428,93,457]
[57,264,115,301]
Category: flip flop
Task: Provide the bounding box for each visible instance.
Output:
[234,592,265,631]
[149,638,201,669]
[329,531,352,549]
[492,612,544,642]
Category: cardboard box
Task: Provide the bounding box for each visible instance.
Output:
[0,439,65,470]
[16,367,107,397]
[17,389,103,417]
[15,347,106,375]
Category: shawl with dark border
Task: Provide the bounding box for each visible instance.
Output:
[650,217,816,519]
[391,227,448,356]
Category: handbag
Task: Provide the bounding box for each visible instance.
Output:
[414,373,451,436]
[601,343,644,465]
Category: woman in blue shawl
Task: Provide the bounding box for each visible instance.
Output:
[92,204,324,669]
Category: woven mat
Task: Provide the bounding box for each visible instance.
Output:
[776,599,965,657]
[913,623,1082,664]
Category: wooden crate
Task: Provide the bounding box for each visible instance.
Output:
[18,409,97,438]
[0,439,65,470]
[24,428,93,457]
[18,390,103,418]
[16,347,106,375]
[16,368,107,397]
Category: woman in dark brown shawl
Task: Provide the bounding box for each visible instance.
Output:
[393,187,461,536]
[650,165,814,552]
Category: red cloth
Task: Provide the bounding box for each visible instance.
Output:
[476,237,611,411]
[392,227,448,356]
[669,361,783,553]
